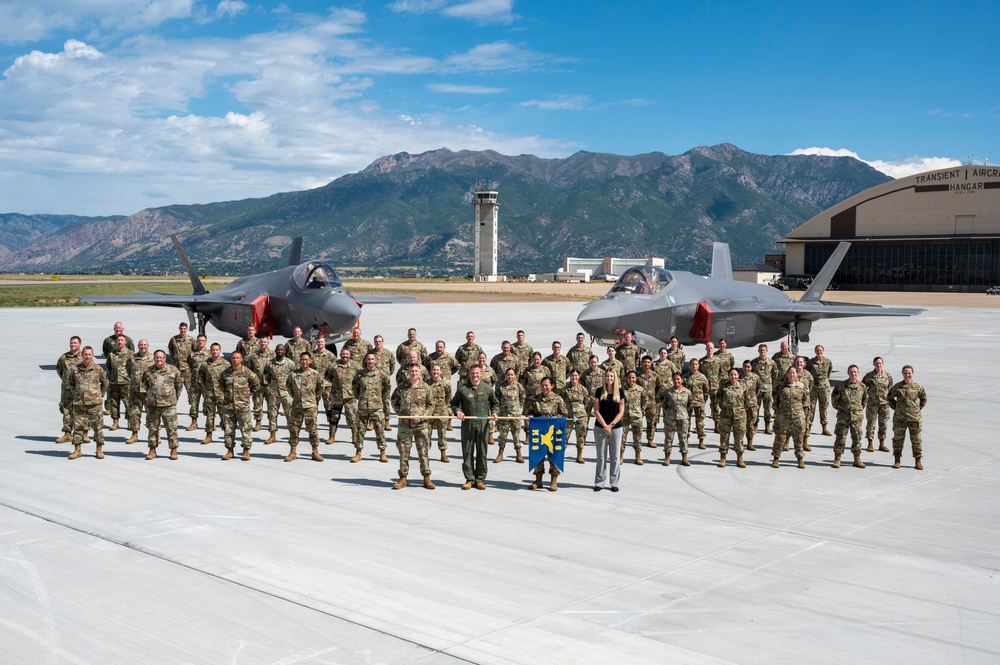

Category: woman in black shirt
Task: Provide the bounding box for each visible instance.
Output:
[593,369,625,491]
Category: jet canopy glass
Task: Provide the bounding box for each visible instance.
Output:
[610,266,673,295]
[291,261,343,290]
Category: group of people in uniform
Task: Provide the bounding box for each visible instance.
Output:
[55,320,928,491]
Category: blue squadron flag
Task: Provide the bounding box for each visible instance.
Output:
[528,417,567,471]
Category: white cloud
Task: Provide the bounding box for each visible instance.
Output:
[428,83,507,94]
[444,41,572,73]
[389,0,515,24]
[520,94,590,111]
[789,147,962,179]
[215,0,247,18]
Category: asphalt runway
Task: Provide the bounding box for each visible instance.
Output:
[2,303,998,664]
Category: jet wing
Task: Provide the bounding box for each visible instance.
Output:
[728,301,924,323]
[78,294,223,308]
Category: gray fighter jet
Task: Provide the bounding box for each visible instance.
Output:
[80,235,414,343]
[577,241,923,352]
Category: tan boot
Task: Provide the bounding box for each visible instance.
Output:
[515,451,525,463]
[68,444,82,460]
[822,426,832,436]
[95,444,104,459]
[771,457,780,468]
[169,448,178,460]
[474,481,486,490]
[764,422,773,435]
[529,472,544,489]
[284,445,298,462]
[384,420,392,432]
[349,451,362,463]
[56,432,71,444]
[698,438,706,449]
[852,452,866,469]
[782,441,790,451]
[392,476,407,490]
[634,450,644,465]
[718,455,726,468]
[915,457,923,471]
[126,432,138,444]
[186,420,198,431]
[221,448,234,460]
[423,474,435,490]
[83,433,91,443]
[379,450,389,463]
[866,438,874,452]
[803,441,812,452]
[367,421,374,432]
[461,481,472,490]
[747,441,756,451]
[493,452,504,463]
[549,475,558,492]
[326,429,335,444]
[253,420,261,432]
[264,432,276,444]
[311,445,324,462]
[447,422,454,431]
[109,421,118,431]
[201,433,212,445]
[796,457,805,469]
[681,452,690,466]
[241,448,251,461]
[878,440,890,453]
[892,454,901,469]
[440,450,450,463]
[145,447,157,460]
[832,454,841,468]
[576,452,585,464]
[647,440,657,448]
[736,452,745,468]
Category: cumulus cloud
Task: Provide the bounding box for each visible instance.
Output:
[789,147,962,179]
[215,0,247,18]
[428,83,507,94]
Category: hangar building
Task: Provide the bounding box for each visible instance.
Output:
[781,164,1000,291]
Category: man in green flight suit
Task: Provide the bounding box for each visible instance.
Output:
[450,365,498,490]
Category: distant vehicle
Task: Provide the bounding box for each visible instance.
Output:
[593,273,618,282]
[987,285,1000,295]
[555,271,590,283]
[773,274,814,290]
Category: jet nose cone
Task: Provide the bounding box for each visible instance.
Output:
[322,295,362,332]
[577,298,621,336]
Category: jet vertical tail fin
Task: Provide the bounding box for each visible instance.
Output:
[800,241,850,303]
[287,237,303,267]
[710,243,733,281]
[170,234,208,296]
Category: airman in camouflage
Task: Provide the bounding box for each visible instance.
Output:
[519,352,550,402]
[566,332,592,375]
[771,341,796,382]
[660,372,692,466]
[542,341,571,391]
[391,364,435,489]
[454,331,484,378]
[511,330,533,373]
[615,332,642,374]
[285,352,325,462]
[751,344,777,434]
[490,340,520,384]
[396,349,429,385]
[125,339,154,443]
[353,352,390,458]
[67,346,108,459]
[600,346,625,383]
[739,359,762,451]
[561,369,591,464]
[426,340,459,383]
[666,336,686,374]
[716,368,754,468]
[234,324,261,358]
[493,367,526,463]
[887,365,927,470]
[372,335,396,430]
[620,371,647,464]
[141,350,183,460]
[794,356,815,451]
[652,347,674,384]
[395,328,427,366]
[636,356,661,447]
[328,349,362,455]
[770,367,810,469]
[262,344,296,443]
[862,356,893,452]
[284,326,312,362]
[311,337,338,439]
[831,364,868,469]
[716,338,735,376]
[808,344,833,436]
[186,334,210,429]
[341,327,371,364]
[427,364,453,461]
[247,336,274,430]
[197,343,230,444]
[526,377,569,490]
[219,351,261,460]
[168,322,196,420]
[56,336,83,443]
[101,322,133,417]
[683,358,711,448]
[106,335,133,430]
[699,342,723,423]
[581,355,604,400]
[476,352,498,385]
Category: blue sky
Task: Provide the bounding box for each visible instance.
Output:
[0,0,996,216]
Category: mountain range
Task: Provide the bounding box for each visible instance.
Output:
[0,143,891,275]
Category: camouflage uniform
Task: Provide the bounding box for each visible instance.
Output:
[106,347,133,423]
[771,379,810,464]
[699,354,723,421]
[831,380,867,456]
[739,370,762,447]
[142,363,182,452]
[520,364,551,404]
[751,356,778,429]
[342,338,372,364]
[373,348,396,423]
[427,376,453,450]
[526,392,568,477]
[653,357,675,384]
[68,362,108,449]
[325,361,359,444]
[581,367,605,399]
[863,369,893,445]
[126,352,155,434]
[198,356,230,434]
[797,370,815,441]
[234,335,261,359]
[187,346,210,420]
[600,358,625,383]
[660,386,692,458]
[561,382,591,457]
[636,369,661,445]
[716,381,754,458]
[454,342,484,377]
[511,341,534,373]
[395,339,428,366]
[490,353,520,382]
[716,350,735,376]
[888,380,927,461]
[667,347,687,373]
[426,351,459,383]
[391,380,433,479]
[542,354,571,391]
[220,364,261,453]
[566,344,592,375]
[494,380,525,458]
[477,364,498,386]
[620,383,647,452]
[808,356,833,429]
[169,332,196,412]
[615,342,642,374]
[772,351,796,381]
[395,363,429,385]
[102,334,135,359]
[285,338,312,362]
[683,371,710,445]
[56,350,83,435]
[286,367,324,455]
[263,356,296,434]
[247,346,274,426]
[353,368,390,453]
[311,347,338,427]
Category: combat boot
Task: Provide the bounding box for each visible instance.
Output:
[576,450,585,463]
[493,451,504,463]
[186,420,198,431]
[440,450,450,463]
[221,448,234,460]
[349,451,362,462]
[832,454,841,468]
[56,433,71,444]
[253,420,261,432]
[915,457,923,471]
[878,439,890,453]
[747,440,756,451]
[145,447,157,460]
[822,425,832,436]
[169,448,178,460]
[241,447,251,461]
[311,445,324,462]
[68,444,82,460]
[782,441,790,451]
[95,444,104,459]
[852,452,866,469]
[422,474,435,490]
[515,450,525,463]
[736,452,746,469]
[698,438,706,449]
[284,445,298,462]
[379,450,389,463]
[367,420,374,432]
[384,419,392,432]
[83,432,91,443]
[771,457,780,468]
[647,439,657,448]
[662,455,671,466]
[392,476,407,490]
[796,457,805,469]
[681,452,691,466]
[264,432,276,444]
[892,454,901,469]
[764,421,773,435]
[201,433,212,444]
[634,450,644,465]
[529,472,544,489]
[326,428,335,444]
[109,421,118,431]
[447,422,454,431]
[866,437,874,452]
[126,431,138,444]
[803,440,812,452]
[717,455,726,468]
[549,475,558,492]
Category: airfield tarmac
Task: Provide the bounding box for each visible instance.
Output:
[2,302,998,664]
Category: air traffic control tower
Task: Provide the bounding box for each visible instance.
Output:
[472,187,499,282]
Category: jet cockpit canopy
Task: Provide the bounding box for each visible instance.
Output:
[610,266,673,295]
[292,261,343,291]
